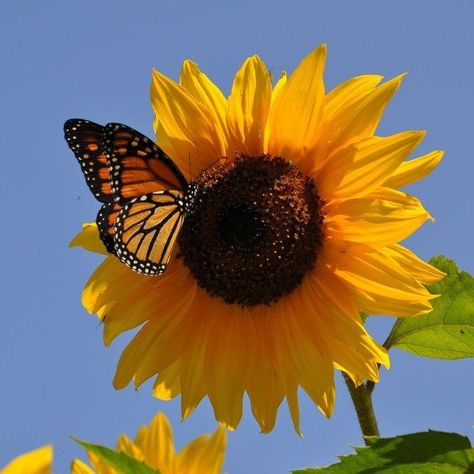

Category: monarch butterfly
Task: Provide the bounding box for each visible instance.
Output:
[64,119,196,275]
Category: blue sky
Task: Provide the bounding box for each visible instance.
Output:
[0,1,472,472]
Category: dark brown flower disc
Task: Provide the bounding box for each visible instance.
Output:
[178,154,324,307]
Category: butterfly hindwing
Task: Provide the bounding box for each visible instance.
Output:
[101,123,188,202]
[96,202,123,254]
[64,119,113,202]
[114,190,185,275]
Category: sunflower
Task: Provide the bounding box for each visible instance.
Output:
[71,44,444,433]
[1,445,52,474]
[71,412,226,474]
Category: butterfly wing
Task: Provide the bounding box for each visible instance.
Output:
[64,119,122,253]
[96,202,123,253]
[64,119,113,202]
[65,120,189,268]
[101,123,188,203]
[114,190,185,275]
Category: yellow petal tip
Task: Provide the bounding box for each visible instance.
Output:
[181,59,199,75]
[385,73,407,91]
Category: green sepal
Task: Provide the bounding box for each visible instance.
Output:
[385,256,474,359]
[360,312,369,324]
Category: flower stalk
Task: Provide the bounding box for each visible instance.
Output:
[342,373,380,444]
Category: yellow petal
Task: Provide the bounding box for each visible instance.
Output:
[113,306,188,390]
[264,71,287,152]
[101,290,157,347]
[271,71,287,105]
[70,459,94,474]
[247,366,285,434]
[180,60,228,149]
[270,302,334,420]
[332,246,436,317]
[115,434,144,462]
[246,317,285,433]
[310,75,384,171]
[285,311,335,417]
[151,69,225,175]
[82,257,130,315]
[267,45,326,161]
[153,360,181,400]
[383,150,444,188]
[285,382,301,435]
[86,453,115,474]
[127,276,196,388]
[333,74,405,148]
[81,257,151,344]
[206,306,254,429]
[134,413,175,471]
[323,75,384,124]
[317,131,425,200]
[69,222,107,255]
[311,74,405,177]
[82,257,196,347]
[264,304,302,433]
[113,322,159,389]
[132,313,189,388]
[324,187,432,247]
[301,270,389,381]
[175,426,227,474]
[180,298,220,420]
[386,244,446,285]
[2,445,52,474]
[226,55,271,156]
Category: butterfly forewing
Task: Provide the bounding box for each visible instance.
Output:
[101,123,188,202]
[64,119,113,202]
[114,190,185,275]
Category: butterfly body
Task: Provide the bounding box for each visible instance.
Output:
[64,118,194,276]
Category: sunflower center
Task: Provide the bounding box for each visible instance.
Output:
[178,154,323,307]
[217,204,265,248]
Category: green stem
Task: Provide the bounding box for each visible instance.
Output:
[342,373,380,444]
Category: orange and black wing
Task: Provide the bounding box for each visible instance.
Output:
[64,119,122,253]
[96,201,123,253]
[101,123,188,203]
[114,190,185,275]
[64,119,113,202]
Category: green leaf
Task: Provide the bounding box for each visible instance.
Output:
[73,437,159,474]
[384,256,474,359]
[292,431,474,473]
